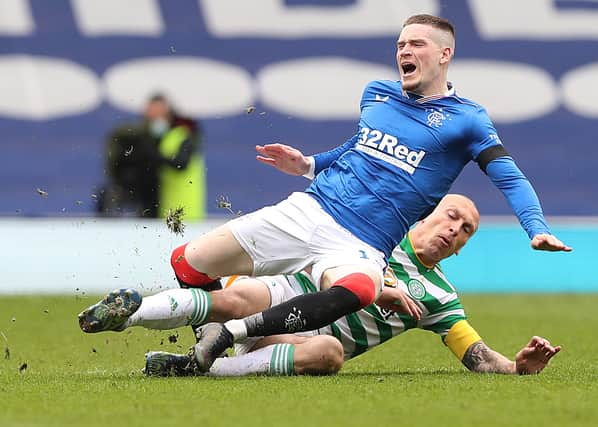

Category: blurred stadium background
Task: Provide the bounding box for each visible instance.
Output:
[1,0,596,293]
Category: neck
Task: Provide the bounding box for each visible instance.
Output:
[408,232,437,269]
[418,80,450,98]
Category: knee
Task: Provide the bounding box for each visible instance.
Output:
[318,336,344,374]
[296,335,344,375]
[170,244,186,271]
[170,243,219,288]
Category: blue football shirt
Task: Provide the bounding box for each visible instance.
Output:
[306,80,548,256]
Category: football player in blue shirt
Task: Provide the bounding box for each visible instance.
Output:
[159,14,571,372]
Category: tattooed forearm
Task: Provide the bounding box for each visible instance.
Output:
[462,341,491,371]
[462,341,515,374]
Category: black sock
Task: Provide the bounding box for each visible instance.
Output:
[176,278,222,292]
[243,286,361,337]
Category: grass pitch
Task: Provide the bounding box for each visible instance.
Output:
[1,293,597,427]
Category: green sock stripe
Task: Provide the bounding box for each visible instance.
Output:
[269,344,294,376]
[189,289,200,325]
[190,289,210,325]
[269,345,280,375]
[201,291,212,324]
[278,344,287,375]
[271,344,285,375]
[286,344,295,375]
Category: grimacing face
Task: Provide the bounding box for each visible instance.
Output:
[415,196,479,265]
[396,23,452,96]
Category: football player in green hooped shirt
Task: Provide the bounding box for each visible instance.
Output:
[79,194,561,376]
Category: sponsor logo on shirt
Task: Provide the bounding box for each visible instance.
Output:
[356,127,426,174]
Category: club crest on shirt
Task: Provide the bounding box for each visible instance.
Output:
[407,279,426,300]
[426,108,449,128]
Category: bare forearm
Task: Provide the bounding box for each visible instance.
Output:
[461,341,516,374]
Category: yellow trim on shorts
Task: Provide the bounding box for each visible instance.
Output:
[445,320,482,361]
[224,275,241,288]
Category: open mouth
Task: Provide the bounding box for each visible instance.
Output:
[438,235,450,247]
[401,62,417,76]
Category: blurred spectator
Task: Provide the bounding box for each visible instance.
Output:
[98,94,206,219]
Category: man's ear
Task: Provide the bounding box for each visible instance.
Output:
[439,47,452,64]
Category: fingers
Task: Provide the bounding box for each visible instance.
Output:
[396,297,421,320]
[531,234,573,252]
[256,155,276,165]
[377,287,422,320]
[517,337,561,375]
[256,144,284,159]
[407,299,422,320]
[530,336,561,362]
[255,143,291,155]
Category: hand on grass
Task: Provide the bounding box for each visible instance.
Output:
[515,336,561,375]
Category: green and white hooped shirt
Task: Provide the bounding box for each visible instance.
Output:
[292,234,467,360]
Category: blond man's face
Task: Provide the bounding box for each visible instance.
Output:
[416,196,479,263]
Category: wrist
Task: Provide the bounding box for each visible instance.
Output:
[302,156,315,180]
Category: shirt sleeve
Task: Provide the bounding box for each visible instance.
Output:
[444,320,483,361]
[467,106,551,239]
[466,106,504,160]
[313,133,359,174]
[486,157,551,239]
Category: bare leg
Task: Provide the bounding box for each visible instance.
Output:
[184,224,254,277]
[208,278,272,322]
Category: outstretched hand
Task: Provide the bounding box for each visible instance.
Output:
[531,233,572,252]
[515,336,561,375]
[375,286,422,321]
[256,143,311,176]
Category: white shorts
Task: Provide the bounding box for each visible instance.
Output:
[228,192,386,289]
[231,273,321,356]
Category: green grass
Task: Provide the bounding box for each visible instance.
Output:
[1,293,598,427]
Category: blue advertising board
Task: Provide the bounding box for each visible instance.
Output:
[1,0,597,217]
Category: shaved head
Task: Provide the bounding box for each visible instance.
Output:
[434,194,479,232]
[409,194,479,266]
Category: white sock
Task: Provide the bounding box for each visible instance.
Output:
[224,318,248,341]
[208,343,295,377]
[125,288,211,330]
